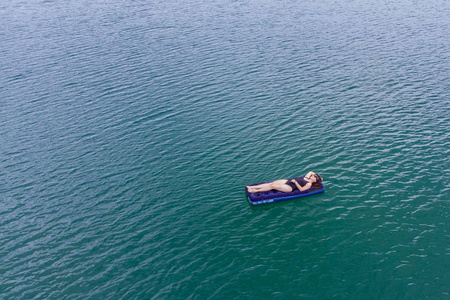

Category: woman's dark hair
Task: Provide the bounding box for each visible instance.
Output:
[311,174,323,189]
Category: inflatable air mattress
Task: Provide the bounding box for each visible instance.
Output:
[246,181,325,205]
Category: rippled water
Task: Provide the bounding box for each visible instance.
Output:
[1,0,449,298]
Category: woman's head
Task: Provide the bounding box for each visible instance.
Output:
[313,173,323,183]
[307,172,323,187]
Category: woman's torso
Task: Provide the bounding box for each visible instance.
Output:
[286,176,309,190]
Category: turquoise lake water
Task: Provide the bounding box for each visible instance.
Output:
[1,0,449,298]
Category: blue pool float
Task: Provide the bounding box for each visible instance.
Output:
[246,180,325,205]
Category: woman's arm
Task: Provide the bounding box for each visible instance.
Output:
[291,179,312,191]
[305,171,314,179]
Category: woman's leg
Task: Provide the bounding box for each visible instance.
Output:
[271,180,294,192]
[246,182,272,193]
[247,180,292,193]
